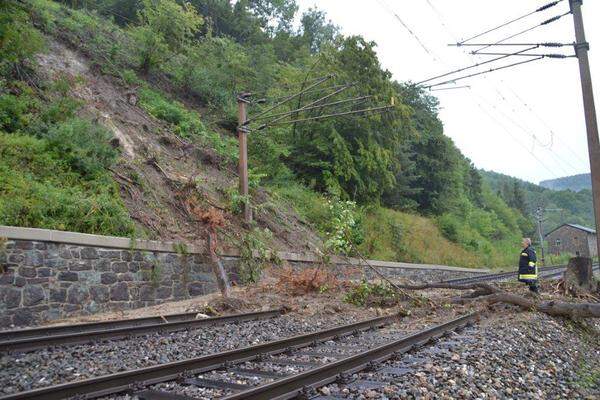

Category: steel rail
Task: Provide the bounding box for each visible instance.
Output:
[443,263,599,285]
[0,311,203,342]
[0,309,284,353]
[0,314,400,400]
[221,312,479,400]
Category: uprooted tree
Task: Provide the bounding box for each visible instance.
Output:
[394,280,600,319]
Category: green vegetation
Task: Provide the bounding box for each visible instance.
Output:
[0,2,135,235]
[238,228,276,284]
[344,280,401,308]
[481,170,594,232]
[540,173,591,192]
[0,0,553,267]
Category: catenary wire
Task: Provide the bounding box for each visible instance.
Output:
[459,0,563,44]
[423,0,585,173]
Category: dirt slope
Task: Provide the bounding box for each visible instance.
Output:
[37,39,321,253]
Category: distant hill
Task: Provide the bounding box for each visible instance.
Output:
[540,173,591,192]
[480,170,595,234]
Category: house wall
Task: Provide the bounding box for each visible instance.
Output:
[546,225,595,257]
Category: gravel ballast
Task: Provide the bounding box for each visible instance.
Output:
[0,313,364,395]
[318,311,600,399]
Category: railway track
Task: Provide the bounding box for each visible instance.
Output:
[0,309,283,353]
[0,312,478,400]
[441,264,599,285]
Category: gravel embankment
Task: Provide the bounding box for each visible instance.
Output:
[318,311,600,399]
[0,313,365,395]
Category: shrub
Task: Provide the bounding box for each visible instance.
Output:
[43,118,118,178]
[344,281,401,308]
[0,132,135,236]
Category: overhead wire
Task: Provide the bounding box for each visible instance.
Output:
[504,86,590,168]
[244,74,333,124]
[421,0,583,176]
[381,0,568,175]
[418,0,577,177]
[257,105,395,129]
[422,57,545,89]
[472,10,573,54]
[416,46,540,85]
[375,0,440,61]
[251,94,371,125]
[459,0,563,44]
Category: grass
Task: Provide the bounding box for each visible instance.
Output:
[359,207,482,268]
[273,184,496,268]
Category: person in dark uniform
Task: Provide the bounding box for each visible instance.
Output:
[518,238,539,294]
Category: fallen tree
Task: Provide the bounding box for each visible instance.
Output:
[395,282,600,319]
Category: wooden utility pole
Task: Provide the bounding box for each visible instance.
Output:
[237,93,252,224]
[535,207,546,266]
[570,0,600,259]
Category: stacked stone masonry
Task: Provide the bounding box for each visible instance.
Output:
[0,233,487,328]
[0,240,225,327]
[287,262,484,283]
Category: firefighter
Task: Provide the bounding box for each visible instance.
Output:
[518,238,539,294]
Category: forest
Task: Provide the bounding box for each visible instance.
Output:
[0,0,542,267]
[482,170,595,234]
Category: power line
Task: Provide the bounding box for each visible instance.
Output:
[504,86,590,168]
[257,105,395,130]
[375,0,439,60]
[472,95,562,179]
[472,10,572,54]
[453,42,572,48]
[459,0,563,44]
[423,0,585,170]
[245,75,334,124]
[250,95,371,124]
[423,57,545,89]
[472,51,575,58]
[416,46,539,85]
[488,90,582,174]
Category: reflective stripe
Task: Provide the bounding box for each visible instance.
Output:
[528,261,536,267]
[521,253,528,256]
[519,274,538,280]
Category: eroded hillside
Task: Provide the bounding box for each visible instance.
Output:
[36,39,322,253]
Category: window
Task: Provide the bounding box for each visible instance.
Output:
[555,239,561,246]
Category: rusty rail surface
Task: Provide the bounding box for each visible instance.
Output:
[0,309,284,353]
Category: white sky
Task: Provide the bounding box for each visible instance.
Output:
[295,0,600,184]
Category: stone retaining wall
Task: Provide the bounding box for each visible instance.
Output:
[287,262,485,284]
[0,226,489,328]
[0,240,222,327]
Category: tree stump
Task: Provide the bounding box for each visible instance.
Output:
[563,257,597,295]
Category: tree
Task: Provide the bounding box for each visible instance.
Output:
[244,0,298,34]
[0,2,44,76]
[512,181,527,215]
[131,0,203,73]
[300,8,339,53]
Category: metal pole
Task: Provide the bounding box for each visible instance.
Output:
[570,0,600,259]
[237,93,252,224]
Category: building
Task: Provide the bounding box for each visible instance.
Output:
[545,223,598,258]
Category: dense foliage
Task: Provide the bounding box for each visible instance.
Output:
[540,173,592,192]
[482,170,594,234]
[0,1,135,236]
[0,0,548,266]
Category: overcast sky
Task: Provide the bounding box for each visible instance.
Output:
[294,0,600,184]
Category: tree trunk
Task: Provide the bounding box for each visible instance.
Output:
[208,232,230,298]
[564,257,596,295]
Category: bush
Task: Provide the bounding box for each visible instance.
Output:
[0,132,135,236]
[344,280,401,308]
[43,118,118,178]
[138,87,237,161]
